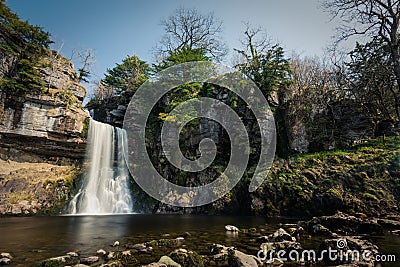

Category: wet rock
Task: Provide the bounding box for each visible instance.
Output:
[129,243,146,250]
[158,255,182,267]
[97,249,107,255]
[182,232,191,237]
[142,263,167,267]
[176,237,185,243]
[209,244,260,267]
[270,228,296,242]
[80,256,99,264]
[209,244,229,266]
[377,218,400,229]
[67,251,79,257]
[241,227,257,234]
[392,229,400,235]
[307,212,384,236]
[0,258,11,265]
[225,225,239,232]
[227,248,260,267]
[128,243,153,254]
[310,224,335,237]
[112,241,120,247]
[107,250,138,265]
[107,251,115,260]
[169,248,204,267]
[146,238,182,248]
[100,261,123,267]
[38,255,79,267]
[0,253,11,260]
[318,236,378,266]
[261,240,303,252]
[265,257,284,266]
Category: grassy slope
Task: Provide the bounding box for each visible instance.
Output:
[0,159,82,215]
[253,137,400,217]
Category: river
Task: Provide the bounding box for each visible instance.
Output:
[0,215,399,266]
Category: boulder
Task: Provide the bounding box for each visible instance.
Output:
[318,236,378,266]
[107,250,137,265]
[0,258,11,265]
[209,244,260,267]
[307,212,383,236]
[225,225,239,232]
[158,255,182,267]
[377,218,400,229]
[0,253,12,259]
[227,248,259,267]
[38,255,79,267]
[169,248,204,267]
[267,228,296,242]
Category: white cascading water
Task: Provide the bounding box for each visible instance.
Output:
[69,119,133,214]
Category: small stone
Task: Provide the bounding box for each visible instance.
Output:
[81,256,99,264]
[268,228,295,242]
[392,229,400,235]
[225,225,239,232]
[266,257,284,266]
[129,243,146,250]
[0,258,11,265]
[113,241,120,247]
[96,249,107,255]
[183,232,191,237]
[176,237,185,243]
[67,252,79,257]
[122,250,131,256]
[0,253,11,259]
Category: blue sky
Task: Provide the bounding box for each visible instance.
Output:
[7,0,338,83]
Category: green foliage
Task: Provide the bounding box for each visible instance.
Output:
[77,67,90,83]
[155,47,210,125]
[236,44,291,99]
[102,55,149,96]
[345,37,399,122]
[0,1,52,93]
[154,46,210,71]
[80,117,90,139]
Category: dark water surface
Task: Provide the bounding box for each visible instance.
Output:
[0,215,399,266]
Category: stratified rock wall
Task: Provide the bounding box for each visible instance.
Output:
[0,51,88,160]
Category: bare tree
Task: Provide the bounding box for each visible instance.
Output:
[156,7,227,60]
[88,79,115,105]
[71,48,95,82]
[289,55,338,117]
[323,0,400,94]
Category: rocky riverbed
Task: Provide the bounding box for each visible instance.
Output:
[2,212,398,267]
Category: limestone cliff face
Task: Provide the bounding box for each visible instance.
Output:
[0,51,88,215]
[0,51,88,160]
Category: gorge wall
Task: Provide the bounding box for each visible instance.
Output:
[0,51,89,215]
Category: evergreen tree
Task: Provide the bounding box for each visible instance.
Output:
[0,1,52,92]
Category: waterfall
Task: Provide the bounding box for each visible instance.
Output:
[69,119,133,214]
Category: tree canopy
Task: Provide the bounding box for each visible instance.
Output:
[0,1,52,92]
